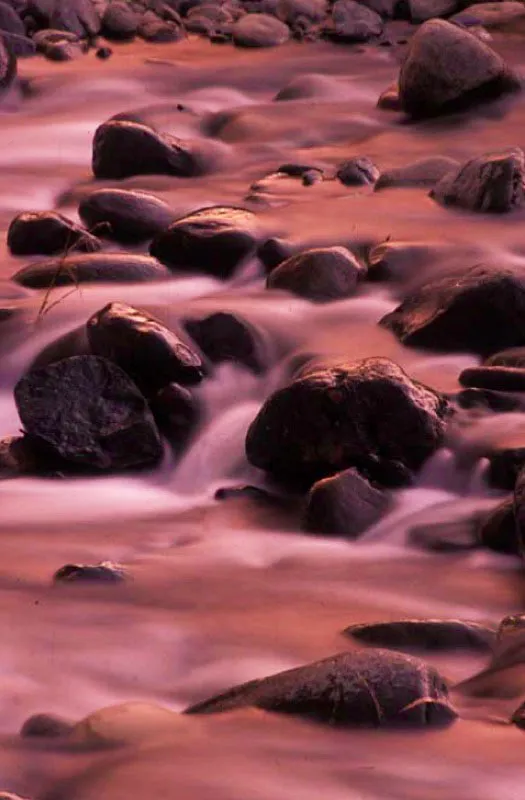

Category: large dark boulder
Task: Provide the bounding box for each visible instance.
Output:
[185,649,457,728]
[7,211,100,256]
[380,266,525,356]
[92,120,206,180]
[78,188,176,244]
[345,619,496,652]
[14,356,163,472]
[267,246,365,303]
[183,311,269,374]
[150,206,259,278]
[303,467,391,537]
[397,19,520,118]
[246,357,448,488]
[87,302,204,395]
[12,252,170,287]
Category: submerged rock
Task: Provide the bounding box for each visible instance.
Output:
[13,252,170,287]
[21,712,74,739]
[150,206,259,278]
[185,649,457,727]
[478,496,518,554]
[486,346,525,368]
[345,619,496,651]
[375,157,459,191]
[78,188,176,244]
[184,311,268,373]
[430,149,525,212]
[53,561,126,584]
[409,517,481,552]
[380,266,525,356]
[459,366,525,392]
[7,211,100,256]
[246,357,448,488]
[70,702,191,747]
[397,19,520,118]
[14,356,163,472]
[267,246,365,302]
[149,383,198,450]
[232,13,290,46]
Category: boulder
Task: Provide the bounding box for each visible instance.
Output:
[430,149,525,212]
[406,0,458,23]
[479,496,519,554]
[101,1,139,39]
[380,266,525,356]
[87,302,204,394]
[302,467,391,537]
[246,357,448,488]
[397,19,520,118]
[50,0,101,36]
[14,356,163,472]
[459,365,525,392]
[7,211,100,256]
[183,311,268,373]
[232,13,289,46]
[267,246,365,302]
[276,0,326,24]
[150,206,259,278]
[345,619,496,651]
[327,0,383,41]
[185,649,457,727]
[78,188,176,243]
[13,252,170,287]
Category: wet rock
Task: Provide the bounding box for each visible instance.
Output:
[0,434,37,477]
[367,239,446,283]
[345,619,496,651]
[150,206,259,278]
[96,44,112,58]
[397,19,520,118]
[327,0,382,41]
[246,357,448,488]
[50,0,101,37]
[14,356,163,471]
[257,237,294,273]
[232,13,289,46]
[375,157,459,191]
[0,31,16,92]
[487,448,525,491]
[430,149,525,213]
[459,366,525,392]
[215,484,276,501]
[53,561,126,584]
[486,347,525,368]
[13,252,170,287]
[406,0,458,23]
[87,302,204,394]
[302,467,390,538]
[0,1,25,38]
[149,383,198,449]
[277,0,326,25]
[513,469,525,554]
[377,83,401,111]
[41,38,83,60]
[70,702,190,747]
[452,2,525,29]
[274,72,348,101]
[184,311,268,374]
[456,388,525,412]
[30,326,89,372]
[267,246,365,303]
[478,496,519,554]
[101,1,139,39]
[78,188,176,244]
[380,266,525,356]
[336,156,379,186]
[511,699,525,728]
[21,713,74,739]
[92,120,207,180]
[408,517,481,552]
[2,29,35,56]
[185,649,457,727]
[7,211,100,256]
[138,14,183,41]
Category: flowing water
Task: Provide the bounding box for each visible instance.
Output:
[1,32,525,799]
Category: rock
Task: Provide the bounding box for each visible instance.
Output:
[78,188,176,244]
[14,356,163,472]
[0,1,25,38]
[345,619,496,651]
[92,120,207,180]
[456,388,525,412]
[232,13,289,46]
[408,517,481,552]
[277,0,326,24]
[53,561,126,584]
[245,357,448,488]
[459,366,525,392]
[327,0,383,41]
[486,347,525,368]
[96,44,112,58]
[184,311,268,374]
[150,206,259,278]
[397,19,520,118]
[512,699,525,728]
[185,649,457,727]
[407,0,458,23]
[274,72,348,101]
[267,246,365,303]
[367,239,448,283]
[430,149,525,213]
[302,467,391,538]
[0,31,16,92]
[336,156,379,186]
[13,252,170,288]
[380,266,525,356]
[50,0,101,37]
[479,496,518,554]
[101,1,139,39]
[7,211,100,256]
[41,38,83,60]
[87,302,204,395]
[70,702,190,747]
[257,237,294,273]
[138,15,183,41]
[375,157,459,191]
[513,469,525,554]
[487,448,525,491]
[452,2,525,29]
[0,434,37,477]
[149,383,198,449]
[377,83,401,111]
[215,484,276,501]
[20,713,74,738]
[29,326,89,372]
[2,30,35,56]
